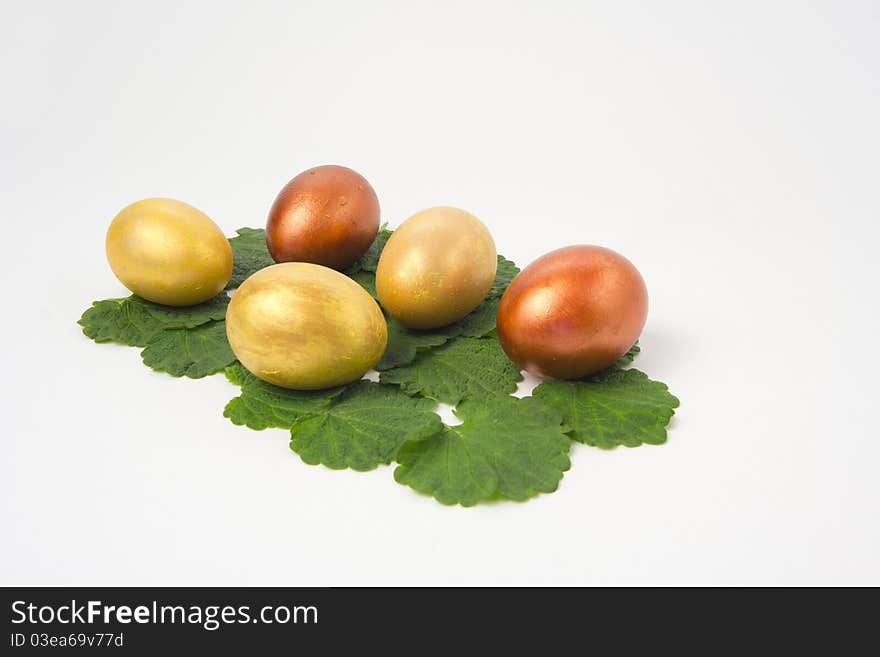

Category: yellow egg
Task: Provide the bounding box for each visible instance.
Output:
[376,206,497,329]
[226,263,387,389]
[105,198,232,306]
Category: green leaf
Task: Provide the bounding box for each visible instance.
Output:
[225,364,443,471]
[448,295,500,338]
[227,227,275,288]
[290,381,442,471]
[223,362,345,430]
[614,341,640,368]
[394,396,570,506]
[375,318,450,371]
[79,298,154,346]
[140,321,236,378]
[488,255,520,298]
[380,337,521,404]
[533,368,679,448]
[78,294,229,347]
[345,227,393,275]
[350,270,378,299]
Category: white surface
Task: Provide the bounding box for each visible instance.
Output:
[2,0,878,586]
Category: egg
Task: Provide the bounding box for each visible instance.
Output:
[105,198,232,306]
[496,245,648,379]
[225,263,387,390]
[376,206,497,329]
[266,165,380,270]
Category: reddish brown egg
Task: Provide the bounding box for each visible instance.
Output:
[496,245,648,379]
[266,165,380,270]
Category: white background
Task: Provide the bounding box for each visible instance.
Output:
[1,0,878,586]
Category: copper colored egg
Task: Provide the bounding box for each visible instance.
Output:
[496,245,648,379]
[266,165,380,270]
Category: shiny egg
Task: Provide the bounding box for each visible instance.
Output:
[496,245,648,379]
[376,206,496,329]
[266,165,380,271]
[225,262,387,389]
[105,197,232,306]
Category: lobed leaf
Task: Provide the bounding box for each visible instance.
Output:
[533,368,679,448]
[223,362,345,430]
[350,270,378,299]
[78,294,229,346]
[488,255,520,299]
[227,227,275,289]
[394,396,571,506]
[613,341,641,368]
[374,318,450,371]
[380,337,522,405]
[140,320,236,378]
[448,295,500,338]
[345,227,393,275]
[290,381,442,471]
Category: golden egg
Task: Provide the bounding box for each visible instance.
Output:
[225,263,387,390]
[376,206,497,329]
[105,198,232,306]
